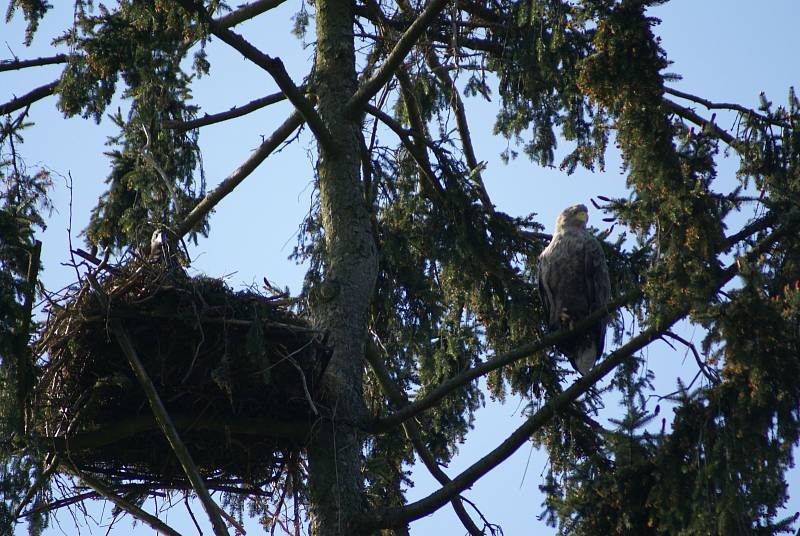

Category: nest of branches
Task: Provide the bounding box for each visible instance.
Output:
[33,258,327,494]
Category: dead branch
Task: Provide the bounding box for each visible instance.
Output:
[175,109,304,238]
[0,54,68,73]
[0,81,58,116]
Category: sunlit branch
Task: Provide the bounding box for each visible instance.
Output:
[354,212,799,532]
[214,0,287,28]
[0,54,67,72]
[63,465,182,536]
[0,81,58,116]
[175,109,304,238]
[365,343,484,536]
[346,0,450,117]
[665,86,791,129]
[164,89,292,132]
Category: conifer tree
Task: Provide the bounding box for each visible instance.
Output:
[1,1,799,535]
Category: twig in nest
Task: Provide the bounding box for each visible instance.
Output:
[72,249,118,274]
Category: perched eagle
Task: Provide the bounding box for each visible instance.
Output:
[538,204,611,375]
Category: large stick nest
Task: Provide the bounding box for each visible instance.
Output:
[34,259,327,492]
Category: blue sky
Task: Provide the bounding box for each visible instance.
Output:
[3,1,799,534]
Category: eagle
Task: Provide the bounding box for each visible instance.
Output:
[538,204,611,375]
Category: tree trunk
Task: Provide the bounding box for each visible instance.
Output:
[307,0,378,534]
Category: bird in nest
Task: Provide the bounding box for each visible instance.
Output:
[538,204,611,375]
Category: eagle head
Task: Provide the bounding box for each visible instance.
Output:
[555,204,589,232]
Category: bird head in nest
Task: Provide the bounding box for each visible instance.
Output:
[555,204,589,232]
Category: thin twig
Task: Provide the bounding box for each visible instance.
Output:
[662,331,719,384]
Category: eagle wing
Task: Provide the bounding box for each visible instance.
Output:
[584,234,611,356]
[538,254,555,329]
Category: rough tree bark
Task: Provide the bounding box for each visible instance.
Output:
[307,0,379,534]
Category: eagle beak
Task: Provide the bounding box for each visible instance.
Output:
[576,211,589,223]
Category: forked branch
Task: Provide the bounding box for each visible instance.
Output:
[346,0,450,116]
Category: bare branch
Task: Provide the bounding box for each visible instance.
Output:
[346,0,450,116]
[0,80,58,116]
[164,89,292,132]
[662,331,719,384]
[176,0,333,151]
[215,0,288,28]
[175,109,304,238]
[0,54,68,73]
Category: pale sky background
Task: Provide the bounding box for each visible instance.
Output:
[3,1,799,534]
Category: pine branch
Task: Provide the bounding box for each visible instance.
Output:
[368,209,783,434]
[365,343,484,536]
[163,89,292,132]
[365,291,635,433]
[0,81,58,116]
[86,274,230,536]
[175,109,304,238]
[0,54,67,72]
[346,0,450,117]
[354,211,799,532]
